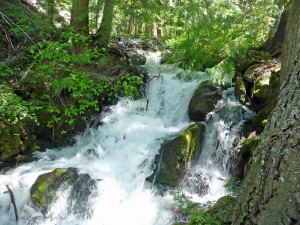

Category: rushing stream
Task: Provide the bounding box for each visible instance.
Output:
[0,48,253,225]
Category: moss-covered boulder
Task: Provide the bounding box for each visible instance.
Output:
[188,81,223,122]
[239,61,280,112]
[205,195,236,224]
[243,64,258,84]
[234,76,247,105]
[250,69,280,102]
[236,50,272,73]
[153,123,206,187]
[0,124,25,161]
[127,51,146,65]
[30,168,96,214]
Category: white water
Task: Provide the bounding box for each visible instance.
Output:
[0,51,252,225]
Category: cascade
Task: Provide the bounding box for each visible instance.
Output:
[0,45,253,225]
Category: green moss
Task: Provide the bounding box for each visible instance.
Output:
[243,64,257,83]
[206,195,236,213]
[235,77,247,104]
[251,103,275,129]
[236,50,271,73]
[244,134,260,153]
[205,195,236,223]
[154,123,205,187]
[30,168,71,212]
[0,124,25,161]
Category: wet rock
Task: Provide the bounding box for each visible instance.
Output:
[205,195,236,224]
[237,61,281,113]
[250,69,280,103]
[0,123,25,162]
[188,81,223,122]
[127,51,146,65]
[250,101,276,130]
[234,77,247,105]
[30,168,96,215]
[236,50,272,73]
[230,132,260,179]
[151,123,206,187]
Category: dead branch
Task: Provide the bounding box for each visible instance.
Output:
[5,185,19,222]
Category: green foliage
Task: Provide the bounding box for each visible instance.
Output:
[159,0,283,72]
[170,190,223,225]
[0,22,143,134]
[29,31,143,131]
[189,210,222,225]
[0,86,41,125]
[224,176,241,195]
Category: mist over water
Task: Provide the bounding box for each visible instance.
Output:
[0,50,252,225]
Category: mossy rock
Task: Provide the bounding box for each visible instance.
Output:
[188,81,223,122]
[251,104,275,129]
[234,77,247,105]
[241,132,260,154]
[236,50,272,73]
[250,92,278,130]
[243,64,258,84]
[0,124,25,161]
[30,168,96,214]
[251,70,280,103]
[127,51,146,65]
[205,195,236,223]
[152,123,206,187]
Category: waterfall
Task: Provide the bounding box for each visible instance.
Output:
[0,49,252,225]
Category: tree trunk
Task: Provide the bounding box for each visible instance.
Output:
[281,1,300,86]
[70,0,89,35]
[233,1,300,224]
[46,0,55,23]
[95,0,114,47]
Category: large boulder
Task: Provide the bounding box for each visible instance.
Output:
[0,124,24,162]
[250,69,280,103]
[152,123,206,187]
[30,168,96,215]
[127,51,146,65]
[188,81,223,122]
[205,195,236,224]
[236,50,272,73]
[238,61,281,110]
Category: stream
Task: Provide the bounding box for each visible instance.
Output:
[0,48,253,225]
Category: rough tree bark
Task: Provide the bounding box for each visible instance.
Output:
[95,0,114,47]
[281,1,300,86]
[70,0,89,35]
[233,1,300,224]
